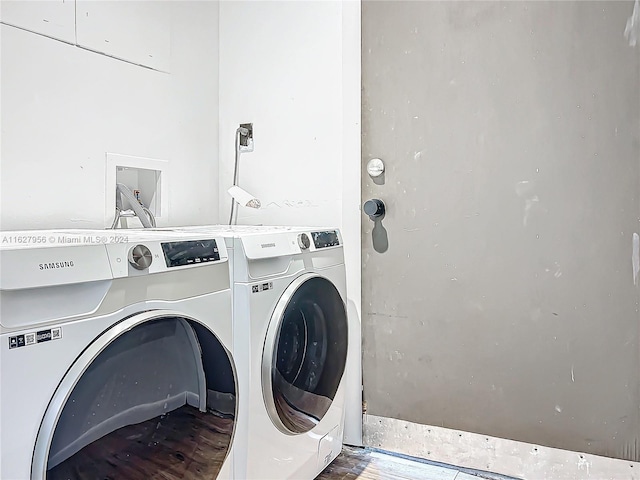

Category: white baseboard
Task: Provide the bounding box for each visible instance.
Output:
[363,414,639,480]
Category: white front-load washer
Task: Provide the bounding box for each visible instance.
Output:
[0,229,240,480]
[160,226,349,479]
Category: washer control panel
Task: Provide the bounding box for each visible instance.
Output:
[311,230,340,249]
[161,239,220,268]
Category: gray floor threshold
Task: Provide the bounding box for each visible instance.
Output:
[345,445,522,480]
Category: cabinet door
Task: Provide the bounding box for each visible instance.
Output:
[0,0,76,43]
[75,0,171,72]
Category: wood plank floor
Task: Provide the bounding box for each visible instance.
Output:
[48,406,233,480]
[318,448,455,480]
[49,406,505,480]
[318,447,500,480]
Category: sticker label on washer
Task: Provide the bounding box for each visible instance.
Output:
[252,282,273,293]
[8,327,62,349]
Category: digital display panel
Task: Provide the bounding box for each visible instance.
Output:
[311,230,340,249]
[161,239,220,267]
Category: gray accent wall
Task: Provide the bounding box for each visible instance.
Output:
[362,1,640,461]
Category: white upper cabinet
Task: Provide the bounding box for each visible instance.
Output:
[0,0,76,44]
[75,0,171,72]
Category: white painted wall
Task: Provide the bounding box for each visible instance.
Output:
[218,0,362,445]
[218,1,341,227]
[0,1,220,230]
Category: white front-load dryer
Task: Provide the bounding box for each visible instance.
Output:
[162,226,350,480]
[0,229,239,480]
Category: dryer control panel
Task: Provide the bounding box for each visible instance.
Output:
[311,230,340,249]
[161,239,220,268]
[104,234,228,277]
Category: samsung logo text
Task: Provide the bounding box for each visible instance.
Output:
[39,261,75,270]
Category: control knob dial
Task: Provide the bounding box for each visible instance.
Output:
[128,244,153,270]
[298,233,310,250]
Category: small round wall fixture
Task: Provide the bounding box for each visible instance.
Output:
[366,158,385,178]
[363,199,385,220]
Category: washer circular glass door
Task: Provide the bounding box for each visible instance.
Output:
[262,274,348,434]
[32,310,237,480]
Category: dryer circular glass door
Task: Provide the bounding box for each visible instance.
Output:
[262,274,348,434]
